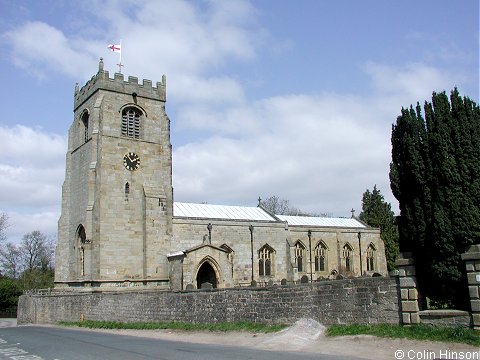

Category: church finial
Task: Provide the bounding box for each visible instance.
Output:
[74,82,79,95]
[257,196,262,206]
[98,58,104,73]
[351,208,355,218]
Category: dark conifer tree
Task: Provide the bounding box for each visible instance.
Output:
[390,89,480,308]
[359,185,399,271]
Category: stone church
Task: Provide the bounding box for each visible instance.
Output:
[55,59,387,291]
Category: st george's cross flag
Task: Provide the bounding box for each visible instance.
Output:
[107,44,121,53]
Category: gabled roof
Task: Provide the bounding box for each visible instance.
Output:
[174,202,276,221]
[174,202,367,229]
[276,215,366,228]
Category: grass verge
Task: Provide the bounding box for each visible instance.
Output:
[326,324,480,346]
[59,320,287,333]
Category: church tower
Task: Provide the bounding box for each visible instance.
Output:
[55,59,173,289]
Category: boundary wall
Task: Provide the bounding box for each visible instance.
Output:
[18,277,400,326]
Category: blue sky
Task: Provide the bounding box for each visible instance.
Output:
[0,0,478,243]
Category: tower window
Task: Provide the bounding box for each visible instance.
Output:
[121,107,141,139]
[81,111,89,143]
[125,182,130,195]
[76,225,87,276]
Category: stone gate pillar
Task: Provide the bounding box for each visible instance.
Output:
[461,244,480,330]
[395,252,420,324]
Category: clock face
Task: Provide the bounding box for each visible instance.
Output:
[123,152,140,171]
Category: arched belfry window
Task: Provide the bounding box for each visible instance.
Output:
[121,107,142,139]
[366,243,376,271]
[81,111,89,143]
[315,241,328,272]
[294,241,305,273]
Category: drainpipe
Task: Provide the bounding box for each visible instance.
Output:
[308,230,313,283]
[207,223,212,244]
[358,231,363,275]
[249,225,254,285]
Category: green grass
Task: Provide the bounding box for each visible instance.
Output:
[59,320,287,333]
[326,324,480,346]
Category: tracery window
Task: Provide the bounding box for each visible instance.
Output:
[366,243,376,271]
[314,241,328,272]
[259,245,274,276]
[121,107,141,139]
[343,243,353,272]
[294,241,305,272]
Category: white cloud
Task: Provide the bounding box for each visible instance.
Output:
[3,21,99,80]
[0,126,65,242]
[3,0,260,104]
[173,62,466,216]
[173,92,393,216]
[364,62,463,108]
[0,125,66,168]
[5,211,59,245]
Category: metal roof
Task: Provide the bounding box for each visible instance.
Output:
[174,202,366,228]
[174,202,276,221]
[276,215,366,228]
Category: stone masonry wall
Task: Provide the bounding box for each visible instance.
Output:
[18,277,400,326]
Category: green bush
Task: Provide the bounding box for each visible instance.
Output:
[0,278,21,313]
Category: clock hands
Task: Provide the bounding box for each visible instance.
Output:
[124,153,140,171]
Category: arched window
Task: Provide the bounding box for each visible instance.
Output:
[366,243,376,271]
[76,225,87,276]
[294,241,305,272]
[77,224,86,244]
[315,241,328,272]
[259,245,275,276]
[125,182,130,195]
[343,243,353,272]
[81,112,89,143]
[121,107,142,139]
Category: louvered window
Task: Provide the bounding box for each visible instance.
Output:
[121,108,141,139]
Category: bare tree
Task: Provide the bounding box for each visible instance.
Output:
[260,195,328,217]
[0,243,21,278]
[20,231,54,272]
[259,195,291,215]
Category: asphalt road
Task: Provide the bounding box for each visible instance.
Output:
[0,324,362,360]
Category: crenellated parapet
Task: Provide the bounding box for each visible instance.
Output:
[74,58,166,110]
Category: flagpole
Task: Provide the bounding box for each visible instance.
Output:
[118,39,122,73]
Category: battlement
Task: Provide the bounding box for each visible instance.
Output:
[74,58,166,110]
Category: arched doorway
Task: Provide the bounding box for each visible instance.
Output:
[196,262,217,289]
